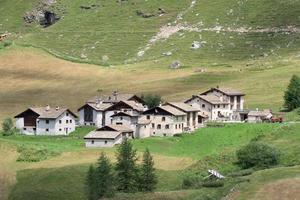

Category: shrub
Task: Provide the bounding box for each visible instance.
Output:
[141,94,162,109]
[17,146,59,162]
[181,171,203,189]
[202,180,224,188]
[228,169,254,177]
[2,118,14,136]
[3,40,12,47]
[236,142,280,169]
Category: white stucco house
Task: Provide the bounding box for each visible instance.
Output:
[78,93,146,128]
[185,87,247,122]
[84,125,134,148]
[15,105,77,135]
[141,105,187,137]
[164,102,200,130]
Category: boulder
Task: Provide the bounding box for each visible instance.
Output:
[169,61,182,69]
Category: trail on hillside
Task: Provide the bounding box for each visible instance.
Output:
[136,0,300,58]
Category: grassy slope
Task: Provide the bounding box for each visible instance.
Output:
[6,123,300,200]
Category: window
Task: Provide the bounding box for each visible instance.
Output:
[223,105,226,108]
[23,127,27,130]
[116,122,123,125]
[165,125,169,129]
[124,109,127,112]
[152,123,155,128]
[218,105,220,108]
[59,120,62,124]
[147,115,150,120]
[66,113,69,116]
[179,124,181,129]
[175,124,178,129]
[202,104,205,108]
[33,128,36,131]
[46,128,49,132]
[144,125,146,128]
[91,140,94,144]
[70,120,72,123]
[66,120,69,124]
[59,128,62,131]
[105,141,108,144]
[157,124,161,129]
[163,134,166,137]
[120,117,123,120]
[162,117,166,121]
[46,120,49,124]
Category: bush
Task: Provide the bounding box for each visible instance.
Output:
[3,40,12,47]
[17,145,59,162]
[228,169,254,177]
[236,142,280,169]
[181,172,203,189]
[2,118,14,136]
[202,180,224,188]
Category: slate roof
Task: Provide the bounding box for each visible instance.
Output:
[15,106,77,119]
[87,94,141,103]
[84,131,120,139]
[201,87,245,96]
[248,109,272,117]
[166,102,199,112]
[159,105,187,116]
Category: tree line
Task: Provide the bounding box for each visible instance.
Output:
[86,139,157,200]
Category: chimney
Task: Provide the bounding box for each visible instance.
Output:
[113,91,118,100]
[45,105,50,111]
[55,106,60,110]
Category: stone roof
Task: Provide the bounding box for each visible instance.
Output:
[159,105,187,116]
[248,109,272,117]
[84,131,120,139]
[166,102,199,112]
[198,95,229,105]
[201,87,245,96]
[87,93,139,103]
[108,124,133,132]
[15,106,77,119]
[86,102,113,111]
[123,100,146,112]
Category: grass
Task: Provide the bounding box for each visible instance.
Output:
[4,123,300,200]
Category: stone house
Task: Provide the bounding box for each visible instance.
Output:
[15,105,77,135]
[141,105,187,137]
[248,109,273,123]
[164,102,199,131]
[185,87,246,121]
[84,125,134,148]
[78,92,145,127]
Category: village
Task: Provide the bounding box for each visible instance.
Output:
[14,86,283,148]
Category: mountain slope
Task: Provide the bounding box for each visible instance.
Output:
[0,0,299,65]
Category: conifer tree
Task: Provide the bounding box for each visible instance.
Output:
[95,152,115,198]
[139,148,157,192]
[115,139,139,193]
[86,165,98,200]
[284,75,300,111]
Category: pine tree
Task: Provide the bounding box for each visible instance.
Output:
[139,148,157,192]
[95,152,115,198]
[115,139,139,193]
[284,75,300,111]
[86,165,98,200]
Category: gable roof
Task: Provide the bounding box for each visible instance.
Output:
[84,130,121,139]
[98,125,133,133]
[248,109,272,117]
[185,95,228,105]
[201,87,245,96]
[107,101,145,112]
[77,102,113,111]
[144,105,186,116]
[166,102,199,112]
[87,94,144,104]
[15,106,77,119]
[111,112,136,118]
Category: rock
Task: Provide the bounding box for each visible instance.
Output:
[162,51,172,56]
[169,61,182,69]
[81,53,87,59]
[137,50,145,57]
[136,10,155,18]
[158,8,166,15]
[191,41,201,49]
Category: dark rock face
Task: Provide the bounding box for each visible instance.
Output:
[41,11,59,27]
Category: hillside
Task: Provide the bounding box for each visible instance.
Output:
[0,0,299,65]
